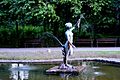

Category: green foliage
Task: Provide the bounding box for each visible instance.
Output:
[23,26,43,38]
[0,26,43,47]
[0,0,120,47]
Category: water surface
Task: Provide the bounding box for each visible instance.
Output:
[0,62,120,80]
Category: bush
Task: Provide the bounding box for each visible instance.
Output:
[0,26,44,47]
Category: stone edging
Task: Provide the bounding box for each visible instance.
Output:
[0,58,120,64]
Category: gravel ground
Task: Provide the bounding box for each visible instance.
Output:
[0,47,120,60]
[0,47,120,63]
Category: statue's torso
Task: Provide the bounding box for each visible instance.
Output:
[65,30,73,43]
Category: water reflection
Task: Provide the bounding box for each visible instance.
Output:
[80,64,96,80]
[50,62,105,80]
[78,61,105,80]
[60,73,72,80]
[0,62,120,80]
[9,63,29,80]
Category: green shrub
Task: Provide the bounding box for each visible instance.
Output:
[0,26,44,47]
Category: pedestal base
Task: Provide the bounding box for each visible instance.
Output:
[46,65,85,74]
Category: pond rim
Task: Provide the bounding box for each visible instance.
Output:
[0,58,120,65]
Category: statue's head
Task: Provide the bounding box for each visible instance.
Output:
[65,22,72,29]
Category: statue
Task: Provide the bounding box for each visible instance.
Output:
[46,13,86,74]
[59,14,84,69]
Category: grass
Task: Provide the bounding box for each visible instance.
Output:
[72,51,120,58]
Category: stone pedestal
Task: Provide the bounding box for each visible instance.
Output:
[46,64,85,74]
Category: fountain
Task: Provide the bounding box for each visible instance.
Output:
[0,61,120,80]
[46,14,86,74]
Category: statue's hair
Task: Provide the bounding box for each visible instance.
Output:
[65,22,72,28]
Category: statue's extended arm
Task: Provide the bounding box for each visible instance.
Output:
[75,13,85,29]
[70,18,80,31]
[70,27,75,31]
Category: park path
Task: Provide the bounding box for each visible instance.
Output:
[0,47,120,52]
[0,47,120,64]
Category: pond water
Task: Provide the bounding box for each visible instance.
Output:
[0,61,120,80]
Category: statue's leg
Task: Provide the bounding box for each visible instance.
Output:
[63,49,70,66]
[69,47,73,56]
[61,49,73,69]
[62,42,73,68]
[63,52,68,66]
[66,49,74,68]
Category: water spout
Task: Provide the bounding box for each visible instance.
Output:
[41,32,64,47]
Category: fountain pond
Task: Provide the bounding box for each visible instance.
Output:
[0,61,120,80]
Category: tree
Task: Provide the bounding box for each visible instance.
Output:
[0,0,120,47]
